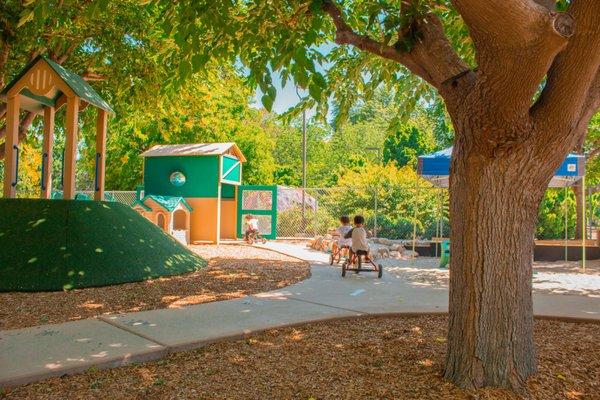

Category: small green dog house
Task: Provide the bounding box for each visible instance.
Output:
[133,195,193,244]
[140,143,245,244]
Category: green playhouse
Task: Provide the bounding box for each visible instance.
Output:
[134,143,278,244]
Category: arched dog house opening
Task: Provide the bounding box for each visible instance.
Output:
[156,212,167,231]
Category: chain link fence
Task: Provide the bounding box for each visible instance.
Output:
[275,186,449,241]
[78,191,138,206]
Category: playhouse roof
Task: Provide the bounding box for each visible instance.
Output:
[141,143,246,162]
[0,55,113,114]
[135,195,193,213]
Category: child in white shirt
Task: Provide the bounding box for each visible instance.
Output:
[244,214,264,243]
[345,215,370,259]
[332,215,352,255]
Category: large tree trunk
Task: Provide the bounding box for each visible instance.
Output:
[444,134,553,391]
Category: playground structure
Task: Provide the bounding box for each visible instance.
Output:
[0,57,210,293]
[133,195,192,244]
[0,55,112,200]
[139,143,245,244]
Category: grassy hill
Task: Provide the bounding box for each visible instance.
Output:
[0,199,206,292]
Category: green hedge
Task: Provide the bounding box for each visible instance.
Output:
[0,198,206,292]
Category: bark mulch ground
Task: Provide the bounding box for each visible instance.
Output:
[2,316,598,400]
[0,245,309,331]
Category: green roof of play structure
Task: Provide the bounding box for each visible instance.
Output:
[0,55,114,113]
[135,195,193,212]
[0,199,205,292]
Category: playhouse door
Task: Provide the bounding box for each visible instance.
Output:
[237,185,277,240]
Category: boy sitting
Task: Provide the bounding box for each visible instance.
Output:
[344,215,370,261]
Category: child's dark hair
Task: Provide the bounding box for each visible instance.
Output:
[354,215,365,224]
[340,215,350,224]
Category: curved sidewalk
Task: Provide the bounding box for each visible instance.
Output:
[1,243,599,389]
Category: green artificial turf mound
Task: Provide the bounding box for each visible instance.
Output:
[0,198,206,292]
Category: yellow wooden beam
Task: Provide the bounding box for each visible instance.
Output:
[94,109,107,201]
[41,106,55,199]
[63,96,79,199]
[3,94,20,198]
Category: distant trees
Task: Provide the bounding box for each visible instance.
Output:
[383,124,436,168]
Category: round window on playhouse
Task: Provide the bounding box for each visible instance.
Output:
[169,171,186,187]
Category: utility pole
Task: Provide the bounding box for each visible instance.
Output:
[296,87,308,230]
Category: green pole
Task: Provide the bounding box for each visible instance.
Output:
[582,175,586,271]
[564,186,568,262]
[412,184,419,253]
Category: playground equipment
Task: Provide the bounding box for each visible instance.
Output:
[0,55,113,200]
[139,143,245,244]
[329,244,350,265]
[133,195,192,244]
[341,251,383,278]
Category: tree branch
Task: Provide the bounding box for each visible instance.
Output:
[532,0,600,148]
[452,0,572,45]
[449,0,575,119]
[321,0,434,85]
[0,41,10,88]
[321,0,472,94]
[410,14,475,97]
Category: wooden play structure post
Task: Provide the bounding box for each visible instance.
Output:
[63,96,79,199]
[41,106,55,199]
[0,55,113,200]
[3,94,20,198]
[216,156,223,245]
[95,109,108,201]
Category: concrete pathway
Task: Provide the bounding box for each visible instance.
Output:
[1,242,599,389]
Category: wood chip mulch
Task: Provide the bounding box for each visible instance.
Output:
[0,245,310,331]
[1,315,598,400]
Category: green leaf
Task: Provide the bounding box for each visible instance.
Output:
[191,54,206,72]
[179,60,191,80]
[261,93,274,112]
[312,72,327,88]
[308,82,322,101]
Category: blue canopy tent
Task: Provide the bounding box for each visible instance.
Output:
[417,147,588,268]
[417,147,585,188]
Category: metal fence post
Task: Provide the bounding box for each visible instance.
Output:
[313,189,318,237]
[373,185,378,238]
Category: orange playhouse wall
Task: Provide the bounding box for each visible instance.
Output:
[220,198,237,239]
[186,196,238,243]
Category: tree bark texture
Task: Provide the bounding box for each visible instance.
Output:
[444,130,554,390]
